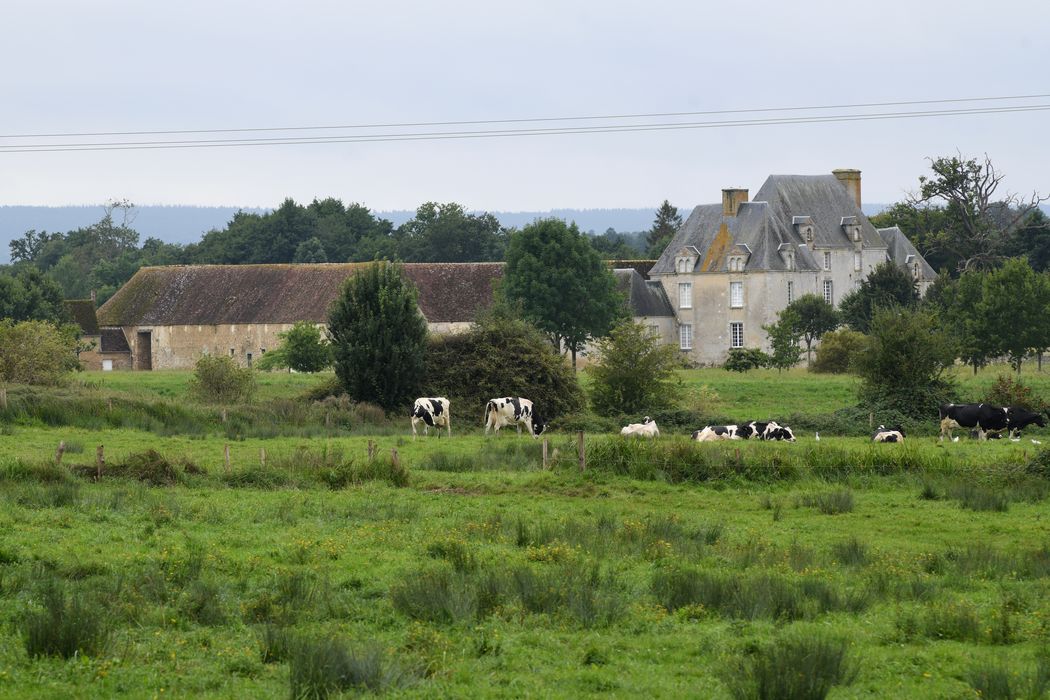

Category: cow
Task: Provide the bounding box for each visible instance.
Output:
[939,403,1009,442]
[1005,406,1047,439]
[692,425,741,442]
[873,425,905,443]
[621,416,659,438]
[763,424,796,442]
[737,421,771,440]
[484,397,545,437]
[411,397,451,439]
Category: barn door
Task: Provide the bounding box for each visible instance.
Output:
[136,331,153,370]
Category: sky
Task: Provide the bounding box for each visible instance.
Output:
[2,0,1048,211]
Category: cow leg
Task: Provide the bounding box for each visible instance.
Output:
[447,417,452,439]
[411,417,418,440]
[939,417,952,442]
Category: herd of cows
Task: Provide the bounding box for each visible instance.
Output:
[409,397,1048,444]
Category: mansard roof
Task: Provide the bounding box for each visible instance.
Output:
[613,268,674,318]
[97,263,504,327]
[651,172,909,275]
[878,226,938,279]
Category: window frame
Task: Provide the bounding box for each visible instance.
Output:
[786,280,794,303]
[854,251,862,272]
[823,279,833,305]
[678,281,693,309]
[730,281,744,308]
[823,251,832,271]
[679,324,693,350]
[730,321,744,349]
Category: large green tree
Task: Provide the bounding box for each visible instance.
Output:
[839,261,919,333]
[762,307,803,372]
[589,320,681,415]
[327,261,427,411]
[398,202,507,262]
[782,294,839,366]
[502,218,626,370]
[0,268,68,323]
[646,200,682,258]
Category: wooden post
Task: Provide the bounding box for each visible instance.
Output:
[221,408,228,423]
[325,412,331,428]
[96,445,105,480]
[0,386,7,411]
[224,444,231,473]
[542,439,549,469]
[391,448,400,469]
[577,431,585,472]
[55,441,66,466]
[259,447,266,468]
[367,440,376,461]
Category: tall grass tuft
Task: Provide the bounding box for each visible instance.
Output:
[831,537,869,567]
[288,637,413,699]
[722,630,855,700]
[20,572,110,658]
[949,482,1010,512]
[966,654,1050,700]
[799,489,854,515]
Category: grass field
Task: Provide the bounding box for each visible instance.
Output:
[1,365,1050,698]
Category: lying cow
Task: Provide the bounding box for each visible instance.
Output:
[411,397,451,439]
[692,425,741,442]
[873,425,905,443]
[621,416,659,438]
[763,424,796,442]
[484,397,546,437]
[737,421,771,440]
[939,403,1008,441]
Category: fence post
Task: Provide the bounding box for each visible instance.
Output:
[577,431,585,472]
[542,439,549,469]
[367,440,376,461]
[96,445,105,480]
[224,444,231,474]
[0,386,7,410]
[221,408,228,423]
[55,441,66,466]
[391,448,400,469]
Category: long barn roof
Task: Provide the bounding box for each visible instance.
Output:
[97,263,504,326]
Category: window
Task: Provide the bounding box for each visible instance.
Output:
[230,348,235,356]
[823,279,833,305]
[854,251,862,271]
[247,352,253,368]
[730,281,743,308]
[730,322,744,348]
[787,280,794,303]
[823,251,832,270]
[678,282,692,309]
[261,348,266,354]
[679,324,693,350]
[648,324,660,337]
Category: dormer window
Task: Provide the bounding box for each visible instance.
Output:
[793,216,815,247]
[727,244,751,273]
[778,243,795,271]
[728,256,746,272]
[675,246,700,275]
[841,216,862,243]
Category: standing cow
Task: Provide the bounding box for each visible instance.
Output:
[939,403,1009,441]
[484,397,546,437]
[411,397,451,439]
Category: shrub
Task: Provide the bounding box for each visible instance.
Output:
[20,573,110,658]
[967,654,1050,700]
[589,319,681,416]
[799,490,854,515]
[723,348,771,372]
[811,328,868,374]
[180,579,228,626]
[110,449,184,486]
[255,321,331,373]
[987,374,1045,412]
[189,354,256,404]
[289,637,412,699]
[0,319,81,385]
[722,630,855,700]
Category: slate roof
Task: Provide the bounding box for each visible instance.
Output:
[64,300,99,335]
[613,269,674,317]
[878,226,938,279]
[97,263,504,327]
[651,173,908,275]
[100,328,131,353]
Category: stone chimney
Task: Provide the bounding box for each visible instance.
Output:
[722,188,749,217]
[832,169,862,209]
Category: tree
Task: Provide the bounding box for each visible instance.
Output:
[811,329,868,374]
[398,202,507,262]
[762,308,803,372]
[783,294,839,366]
[838,261,919,333]
[256,322,331,372]
[979,258,1050,372]
[646,200,682,258]
[502,218,626,370]
[293,237,328,263]
[328,261,427,411]
[589,320,681,416]
[590,228,642,259]
[0,268,68,324]
[0,320,82,385]
[854,307,957,418]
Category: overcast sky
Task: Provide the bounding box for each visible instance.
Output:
[2,0,1047,211]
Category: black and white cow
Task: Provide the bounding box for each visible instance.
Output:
[939,403,1009,442]
[737,421,770,440]
[763,424,797,442]
[1006,406,1047,438]
[873,424,905,443]
[621,416,660,438]
[692,425,741,442]
[411,397,451,439]
[484,397,545,437]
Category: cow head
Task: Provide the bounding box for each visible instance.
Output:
[771,426,796,442]
[892,425,905,437]
[641,416,652,424]
[531,415,546,437]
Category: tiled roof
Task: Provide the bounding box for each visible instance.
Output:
[613,269,674,317]
[100,328,131,353]
[64,299,99,335]
[97,263,504,327]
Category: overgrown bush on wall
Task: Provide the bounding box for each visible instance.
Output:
[255,321,331,373]
[811,329,868,374]
[723,348,770,373]
[189,354,256,404]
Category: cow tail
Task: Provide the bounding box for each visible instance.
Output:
[483,401,493,428]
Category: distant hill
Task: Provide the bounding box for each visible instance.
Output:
[0,201,958,264]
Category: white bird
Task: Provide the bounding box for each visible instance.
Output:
[1011,438,1021,443]
[952,436,959,443]
[814,432,820,441]
[1032,439,1042,445]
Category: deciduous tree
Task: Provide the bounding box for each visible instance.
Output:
[839,261,919,333]
[589,320,681,415]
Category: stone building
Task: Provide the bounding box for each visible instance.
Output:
[649,169,935,365]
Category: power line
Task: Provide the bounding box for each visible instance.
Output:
[1,93,1047,140]
[2,103,1047,154]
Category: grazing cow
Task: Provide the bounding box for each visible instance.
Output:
[411,397,451,439]
[939,403,1009,441]
[484,397,545,437]
[621,416,660,438]
[873,425,905,443]
[1006,406,1047,438]
[692,425,741,442]
[763,424,797,442]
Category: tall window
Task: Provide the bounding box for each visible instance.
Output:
[823,251,832,270]
[823,279,833,305]
[787,280,794,303]
[648,324,660,337]
[854,251,862,271]
[730,281,743,308]
[678,282,692,309]
[679,324,693,350]
[730,322,744,348]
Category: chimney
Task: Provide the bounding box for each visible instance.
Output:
[722,188,749,217]
[832,169,862,209]
[90,290,97,305]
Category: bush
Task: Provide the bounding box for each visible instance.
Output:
[723,348,771,372]
[422,313,584,421]
[986,374,1046,412]
[189,354,256,404]
[289,637,412,699]
[255,321,331,373]
[0,319,81,385]
[811,329,868,374]
[589,320,681,416]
